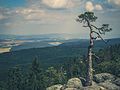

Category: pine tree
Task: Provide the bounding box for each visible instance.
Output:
[0,81,6,90]
[26,58,45,90]
[76,12,112,86]
[45,66,67,87]
[7,66,24,90]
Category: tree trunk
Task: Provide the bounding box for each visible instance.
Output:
[86,23,94,86]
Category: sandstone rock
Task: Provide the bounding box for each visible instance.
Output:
[46,73,120,90]
[99,81,120,90]
[65,88,78,90]
[93,73,115,83]
[92,81,98,86]
[82,86,106,90]
[113,78,120,86]
[65,85,106,90]
[47,84,63,90]
[67,78,83,88]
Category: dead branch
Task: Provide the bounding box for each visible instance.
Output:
[92,31,108,44]
[92,53,100,60]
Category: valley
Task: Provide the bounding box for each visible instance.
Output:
[0,36,120,81]
[0,34,67,53]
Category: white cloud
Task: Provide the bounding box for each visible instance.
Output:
[15,7,45,15]
[15,7,45,19]
[16,8,33,15]
[13,7,67,24]
[108,0,120,6]
[0,8,10,20]
[0,14,7,20]
[85,1,94,11]
[42,0,74,8]
[95,4,103,10]
[85,1,103,11]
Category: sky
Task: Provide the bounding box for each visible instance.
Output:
[0,0,120,38]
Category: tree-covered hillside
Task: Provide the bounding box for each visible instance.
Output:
[0,44,120,90]
[0,38,120,81]
[0,46,87,80]
[95,44,120,77]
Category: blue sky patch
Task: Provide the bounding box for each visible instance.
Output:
[0,0,26,8]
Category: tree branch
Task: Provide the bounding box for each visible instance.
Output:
[91,24,99,29]
[76,18,84,23]
[83,25,89,27]
[91,36,98,40]
[92,31,108,44]
[91,24,104,34]
[92,53,100,60]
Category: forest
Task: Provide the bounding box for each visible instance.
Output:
[0,44,120,90]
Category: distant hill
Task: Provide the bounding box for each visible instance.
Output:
[10,38,120,51]
[60,38,120,48]
[0,33,79,40]
[0,38,120,80]
[10,41,61,51]
[10,39,81,51]
[0,34,81,51]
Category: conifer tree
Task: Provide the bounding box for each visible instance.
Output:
[7,66,24,90]
[76,12,112,86]
[26,58,45,90]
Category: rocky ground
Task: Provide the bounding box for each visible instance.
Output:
[47,73,120,90]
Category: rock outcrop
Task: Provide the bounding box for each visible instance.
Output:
[93,73,115,83]
[99,81,119,90]
[47,73,120,90]
[46,84,63,90]
[66,78,83,88]
[93,73,120,90]
[112,78,120,86]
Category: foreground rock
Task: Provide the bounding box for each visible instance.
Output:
[47,73,120,90]
[93,73,120,90]
[113,78,120,86]
[65,86,106,90]
[93,73,115,83]
[46,84,63,90]
[99,81,120,90]
[65,88,78,90]
[81,86,106,90]
[66,78,83,88]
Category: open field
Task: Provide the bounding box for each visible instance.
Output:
[0,48,11,53]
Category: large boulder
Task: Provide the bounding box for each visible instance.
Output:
[65,88,78,90]
[113,78,120,86]
[46,73,120,90]
[67,78,83,88]
[47,84,63,90]
[81,86,106,90]
[99,81,120,90]
[65,84,106,90]
[93,73,115,83]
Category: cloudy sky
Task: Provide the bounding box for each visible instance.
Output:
[0,0,120,38]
